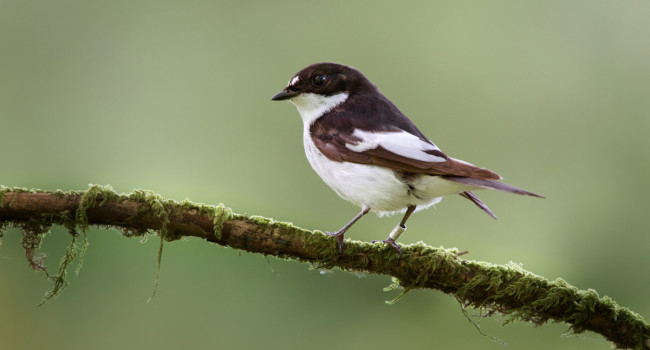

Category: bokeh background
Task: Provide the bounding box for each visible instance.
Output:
[1,1,649,349]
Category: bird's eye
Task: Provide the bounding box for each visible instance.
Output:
[312,75,326,86]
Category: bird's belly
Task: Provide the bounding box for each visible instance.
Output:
[409,174,476,198]
[303,136,449,213]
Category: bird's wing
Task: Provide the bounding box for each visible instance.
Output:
[311,127,501,180]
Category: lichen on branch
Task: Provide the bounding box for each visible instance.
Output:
[0,185,648,349]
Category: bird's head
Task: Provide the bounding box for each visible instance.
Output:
[271,62,374,124]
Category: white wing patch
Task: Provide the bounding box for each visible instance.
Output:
[345,129,446,162]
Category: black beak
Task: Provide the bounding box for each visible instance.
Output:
[271,89,299,101]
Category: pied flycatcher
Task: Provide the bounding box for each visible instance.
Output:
[271,62,542,256]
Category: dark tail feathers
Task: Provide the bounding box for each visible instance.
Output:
[459,191,498,219]
[450,177,544,219]
[446,176,544,198]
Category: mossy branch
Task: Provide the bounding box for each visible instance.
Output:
[0,185,648,349]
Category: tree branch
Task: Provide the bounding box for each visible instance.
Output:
[0,185,648,349]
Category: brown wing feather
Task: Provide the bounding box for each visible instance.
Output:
[312,129,501,180]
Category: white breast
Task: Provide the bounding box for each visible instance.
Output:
[303,130,449,214]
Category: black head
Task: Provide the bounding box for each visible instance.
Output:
[271,62,375,101]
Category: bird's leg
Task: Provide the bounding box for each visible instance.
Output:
[373,205,417,258]
[326,206,370,255]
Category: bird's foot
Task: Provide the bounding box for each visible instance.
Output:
[325,230,346,255]
[371,223,406,258]
[372,237,403,259]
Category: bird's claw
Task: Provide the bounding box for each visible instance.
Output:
[325,231,345,255]
[372,237,403,258]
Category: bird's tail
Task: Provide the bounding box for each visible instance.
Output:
[445,176,544,198]
[450,176,543,219]
[459,191,497,219]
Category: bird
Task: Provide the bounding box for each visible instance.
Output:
[271,62,542,257]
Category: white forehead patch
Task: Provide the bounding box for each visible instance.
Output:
[287,76,299,87]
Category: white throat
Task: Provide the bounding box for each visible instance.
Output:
[289,92,349,126]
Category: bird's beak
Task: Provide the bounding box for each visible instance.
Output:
[271,89,300,101]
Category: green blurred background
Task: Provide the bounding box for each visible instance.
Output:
[1,1,649,349]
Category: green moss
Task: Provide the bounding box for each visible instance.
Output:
[1,188,94,302]
[121,189,237,302]
[125,189,175,302]
[382,245,466,304]
[18,221,52,273]
[4,187,29,207]
[59,210,89,277]
[27,207,89,305]
[147,235,164,303]
[39,225,80,306]
[248,215,273,226]
[52,189,67,198]
[76,184,119,231]
[0,186,9,246]
[0,185,8,208]
[2,185,121,305]
[303,230,326,250]
[213,203,233,240]
[384,278,410,305]
[75,231,89,275]
[449,258,650,346]
[175,199,239,241]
